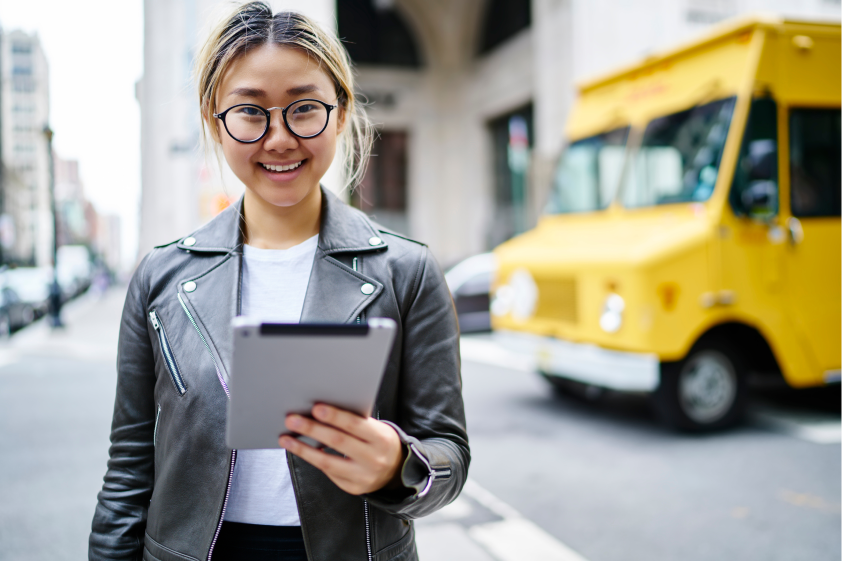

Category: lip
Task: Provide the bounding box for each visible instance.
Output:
[258,159,307,183]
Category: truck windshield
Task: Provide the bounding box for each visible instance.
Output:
[621,97,736,208]
[545,127,629,214]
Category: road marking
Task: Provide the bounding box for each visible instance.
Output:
[416,478,590,561]
[462,479,590,561]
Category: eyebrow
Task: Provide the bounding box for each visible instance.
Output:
[228,87,267,98]
[226,85,323,99]
[286,84,322,96]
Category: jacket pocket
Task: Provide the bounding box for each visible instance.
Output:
[149,310,187,395]
[374,524,415,561]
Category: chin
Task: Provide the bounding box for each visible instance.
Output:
[252,183,317,209]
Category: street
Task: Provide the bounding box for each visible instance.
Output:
[0,286,839,561]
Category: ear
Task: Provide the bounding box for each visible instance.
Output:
[202,103,222,143]
[335,105,347,135]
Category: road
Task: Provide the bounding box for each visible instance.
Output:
[0,285,838,560]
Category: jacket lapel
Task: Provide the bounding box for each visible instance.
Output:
[300,188,388,323]
[299,248,382,323]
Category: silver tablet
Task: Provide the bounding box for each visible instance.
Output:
[226,317,397,449]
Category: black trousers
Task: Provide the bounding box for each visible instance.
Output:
[211,522,307,561]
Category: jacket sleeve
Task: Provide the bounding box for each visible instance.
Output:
[365,246,470,518]
[89,253,157,560]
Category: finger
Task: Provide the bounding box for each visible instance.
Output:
[285,414,367,459]
[311,404,373,441]
[279,435,357,479]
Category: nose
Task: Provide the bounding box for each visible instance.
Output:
[262,111,299,152]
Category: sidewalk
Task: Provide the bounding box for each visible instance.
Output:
[0,286,127,561]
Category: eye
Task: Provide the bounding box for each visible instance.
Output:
[292,103,319,115]
[233,105,263,117]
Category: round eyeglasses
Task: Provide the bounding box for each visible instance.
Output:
[213,99,337,143]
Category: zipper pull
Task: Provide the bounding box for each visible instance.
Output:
[149,311,160,330]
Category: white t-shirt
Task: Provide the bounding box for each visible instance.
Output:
[223,233,319,526]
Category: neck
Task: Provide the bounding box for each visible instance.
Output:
[242,187,322,250]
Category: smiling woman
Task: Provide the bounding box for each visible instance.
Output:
[88,3,469,561]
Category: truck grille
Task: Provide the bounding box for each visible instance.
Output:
[534,277,578,324]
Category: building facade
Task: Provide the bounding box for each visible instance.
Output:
[138,0,840,265]
[0,29,53,267]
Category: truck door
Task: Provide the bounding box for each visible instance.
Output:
[780,107,842,379]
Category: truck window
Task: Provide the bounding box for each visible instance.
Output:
[545,127,629,214]
[621,97,736,208]
[790,108,841,218]
[730,98,778,218]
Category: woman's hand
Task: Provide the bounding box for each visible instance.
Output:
[279,404,406,496]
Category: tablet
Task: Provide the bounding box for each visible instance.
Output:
[226,317,397,449]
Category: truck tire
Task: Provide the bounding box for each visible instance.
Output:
[653,342,747,431]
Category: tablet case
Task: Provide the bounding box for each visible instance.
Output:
[226,317,397,449]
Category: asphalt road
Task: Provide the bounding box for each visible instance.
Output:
[0,286,838,560]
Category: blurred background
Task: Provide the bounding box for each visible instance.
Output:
[0,0,839,560]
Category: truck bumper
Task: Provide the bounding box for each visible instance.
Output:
[495,330,660,392]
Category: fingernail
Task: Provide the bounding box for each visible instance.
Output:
[314,405,328,418]
[288,416,303,429]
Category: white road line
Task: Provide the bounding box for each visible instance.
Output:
[461,479,590,561]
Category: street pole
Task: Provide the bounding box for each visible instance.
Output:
[43,125,62,327]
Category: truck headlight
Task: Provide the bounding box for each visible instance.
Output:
[491,268,538,321]
[599,293,625,333]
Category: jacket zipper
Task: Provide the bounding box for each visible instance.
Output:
[177,293,227,395]
[149,310,187,395]
[154,404,161,447]
[208,449,236,561]
[175,293,234,560]
[356,255,373,561]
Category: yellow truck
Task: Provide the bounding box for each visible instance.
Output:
[491,15,840,430]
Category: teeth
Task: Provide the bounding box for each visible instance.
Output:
[262,161,303,172]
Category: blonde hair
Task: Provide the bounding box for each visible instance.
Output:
[194,1,373,192]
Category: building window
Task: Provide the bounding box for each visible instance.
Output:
[790,108,841,217]
[488,104,533,248]
[12,65,32,76]
[338,0,421,67]
[11,42,31,54]
[352,131,409,235]
[479,0,531,54]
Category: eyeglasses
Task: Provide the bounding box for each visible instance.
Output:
[213,99,337,143]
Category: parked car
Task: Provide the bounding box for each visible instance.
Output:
[0,286,36,337]
[445,253,495,333]
[2,267,51,318]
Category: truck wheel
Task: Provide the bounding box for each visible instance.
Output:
[653,343,746,431]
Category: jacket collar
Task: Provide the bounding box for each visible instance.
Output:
[175,187,388,255]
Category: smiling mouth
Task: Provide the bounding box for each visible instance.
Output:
[260,161,304,172]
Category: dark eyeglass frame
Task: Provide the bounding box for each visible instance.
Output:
[213,99,338,143]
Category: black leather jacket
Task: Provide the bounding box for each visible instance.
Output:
[89,189,469,561]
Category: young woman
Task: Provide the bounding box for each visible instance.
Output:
[89,4,469,560]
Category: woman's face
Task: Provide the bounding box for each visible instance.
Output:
[214,44,343,209]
